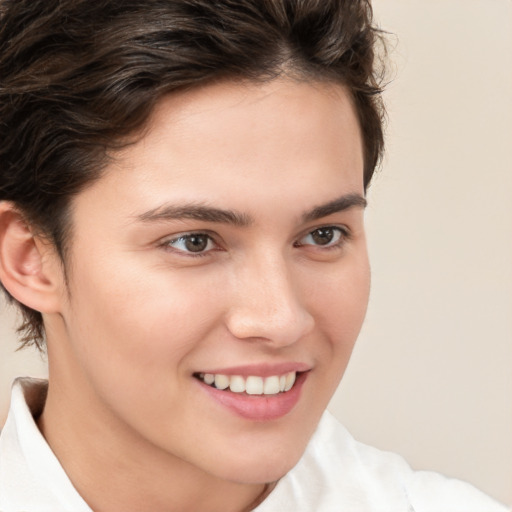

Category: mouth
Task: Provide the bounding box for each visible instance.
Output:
[194,371,298,395]
[193,369,309,421]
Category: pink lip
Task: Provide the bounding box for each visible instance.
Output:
[196,371,308,421]
[197,362,311,378]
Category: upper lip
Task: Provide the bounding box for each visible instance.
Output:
[195,362,312,378]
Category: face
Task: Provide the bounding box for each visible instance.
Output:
[50,79,370,484]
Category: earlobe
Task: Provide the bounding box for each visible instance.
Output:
[0,202,63,314]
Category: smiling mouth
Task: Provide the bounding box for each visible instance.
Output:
[194,371,298,396]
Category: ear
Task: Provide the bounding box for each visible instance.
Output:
[0,202,64,314]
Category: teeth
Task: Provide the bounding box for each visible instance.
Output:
[198,371,298,395]
[284,371,296,391]
[246,376,264,395]
[229,375,245,393]
[264,376,280,395]
[214,374,230,390]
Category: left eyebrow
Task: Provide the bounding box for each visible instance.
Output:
[135,202,253,227]
[302,193,367,222]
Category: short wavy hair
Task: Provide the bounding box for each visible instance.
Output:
[0,0,387,350]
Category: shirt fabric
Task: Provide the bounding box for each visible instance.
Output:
[0,378,508,512]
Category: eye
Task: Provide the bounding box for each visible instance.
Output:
[164,233,216,255]
[296,226,348,248]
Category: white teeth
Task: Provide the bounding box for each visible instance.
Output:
[263,376,280,395]
[246,376,264,395]
[229,375,245,393]
[198,371,298,395]
[214,374,230,390]
[284,372,296,392]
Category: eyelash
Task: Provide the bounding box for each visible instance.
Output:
[160,225,351,258]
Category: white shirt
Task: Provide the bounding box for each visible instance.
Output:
[0,378,508,512]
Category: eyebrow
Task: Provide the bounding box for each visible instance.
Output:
[136,193,366,227]
[137,203,252,227]
[302,193,367,222]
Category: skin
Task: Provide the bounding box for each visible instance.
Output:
[27,79,370,512]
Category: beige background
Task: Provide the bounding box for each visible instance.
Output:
[0,0,511,506]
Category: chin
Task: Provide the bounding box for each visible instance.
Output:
[211,435,309,485]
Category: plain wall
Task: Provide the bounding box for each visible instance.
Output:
[0,0,511,506]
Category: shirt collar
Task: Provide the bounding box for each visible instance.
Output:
[0,377,92,511]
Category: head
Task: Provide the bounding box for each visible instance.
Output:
[0,0,385,348]
[0,0,385,489]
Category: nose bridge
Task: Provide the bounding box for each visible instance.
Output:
[226,249,314,345]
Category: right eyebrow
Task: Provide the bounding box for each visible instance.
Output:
[302,193,367,223]
[136,203,253,227]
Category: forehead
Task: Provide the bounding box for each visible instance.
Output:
[72,78,364,227]
[138,79,363,173]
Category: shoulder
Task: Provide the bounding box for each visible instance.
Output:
[259,411,508,512]
[343,424,507,512]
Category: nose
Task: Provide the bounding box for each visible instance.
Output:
[225,254,315,347]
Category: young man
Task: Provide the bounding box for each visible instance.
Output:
[0,1,507,511]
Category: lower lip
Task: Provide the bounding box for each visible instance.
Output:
[197,372,308,421]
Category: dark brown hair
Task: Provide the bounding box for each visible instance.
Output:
[0,0,386,350]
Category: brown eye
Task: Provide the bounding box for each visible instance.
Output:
[297,226,346,248]
[311,227,335,245]
[184,234,209,252]
[166,233,214,254]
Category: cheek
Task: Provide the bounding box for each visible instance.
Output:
[338,260,371,335]
[311,252,370,322]
[307,254,370,365]
[60,257,231,439]
[64,254,225,379]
